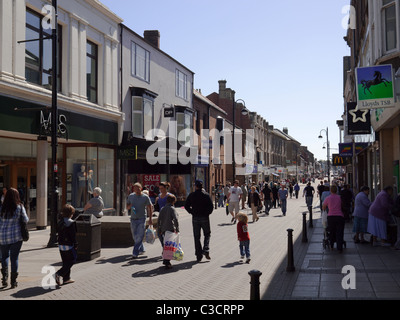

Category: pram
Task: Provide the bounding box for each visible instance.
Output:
[322,210,346,250]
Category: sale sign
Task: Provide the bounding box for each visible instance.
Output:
[141,174,161,197]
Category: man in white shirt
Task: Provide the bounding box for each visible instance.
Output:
[227,180,243,224]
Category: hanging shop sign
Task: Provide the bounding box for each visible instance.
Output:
[356,65,395,110]
[347,102,371,135]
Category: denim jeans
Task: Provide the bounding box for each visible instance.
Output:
[192,217,211,259]
[1,241,23,273]
[280,199,287,215]
[239,240,250,258]
[130,218,146,257]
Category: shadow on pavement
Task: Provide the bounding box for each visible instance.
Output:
[131,260,198,278]
[10,286,57,299]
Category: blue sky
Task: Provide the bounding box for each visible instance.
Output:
[100,0,351,161]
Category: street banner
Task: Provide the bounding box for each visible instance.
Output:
[347,102,371,135]
[339,143,369,157]
[355,65,395,110]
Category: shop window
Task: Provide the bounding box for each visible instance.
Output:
[66,146,115,211]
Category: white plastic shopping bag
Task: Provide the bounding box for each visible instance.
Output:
[162,231,182,261]
[145,225,156,244]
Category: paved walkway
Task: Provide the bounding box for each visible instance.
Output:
[1,182,400,301]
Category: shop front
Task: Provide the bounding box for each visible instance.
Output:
[0,94,120,228]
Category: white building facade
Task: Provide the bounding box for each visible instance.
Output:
[0,0,124,228]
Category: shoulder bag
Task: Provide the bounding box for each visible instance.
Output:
[19,205,29,242]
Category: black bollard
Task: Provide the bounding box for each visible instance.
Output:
[248,270,262,300]
[286,228,295,272]
[302,212,308,243]
[308,206,313,228]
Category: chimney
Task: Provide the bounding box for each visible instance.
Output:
[218,80,227,93]
[283,127,288,135]
[144,30,160,49]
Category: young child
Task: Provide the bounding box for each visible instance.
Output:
[237,213,250,263]
[55,204,78,286]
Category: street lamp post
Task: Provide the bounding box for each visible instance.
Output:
[47,0,59,247]
[319,127,330,183]
[232,94,249,182]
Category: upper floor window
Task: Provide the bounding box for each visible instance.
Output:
[131,42,150,82]
[25,8,62,91]
[176,70,188,100]
[382,0,397,53]
[87,41,98,103]
[131,88,156,139]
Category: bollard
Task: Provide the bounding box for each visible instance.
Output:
[302,212,308,243]
[286,228,295,272]
[248,270,262,300]
[308,206,313,228]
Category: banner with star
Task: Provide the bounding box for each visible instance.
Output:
[347,102,371,135]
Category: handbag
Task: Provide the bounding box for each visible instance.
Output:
[19,205,29,242]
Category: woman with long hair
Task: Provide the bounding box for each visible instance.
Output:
[0,188,29,288]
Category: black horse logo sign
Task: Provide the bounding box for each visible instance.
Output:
[361,71,390,95]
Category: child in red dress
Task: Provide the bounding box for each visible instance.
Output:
[237,213,250,263]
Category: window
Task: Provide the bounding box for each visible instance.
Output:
[176,110,193,146]
[131,42,150,82]
[132,96,154,138]
[25,8,62,91]
[87,41,98,103]
[176,70,188,100]
[382,0,397,52]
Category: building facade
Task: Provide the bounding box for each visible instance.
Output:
[0,0,123,228]
[119,26,195,208]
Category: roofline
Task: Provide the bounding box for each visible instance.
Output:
[120,23,195,76]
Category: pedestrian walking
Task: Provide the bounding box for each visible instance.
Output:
[294,183,300,199]
[261,183,272,215]
[340,184,354,222]
[241,183,248,210]
[0,187,29,288]
[247,186,260,222]
[352,186,371,244]
[126,182,153,259]
[184,180,214,262]
[157,194,179,269]
[237,213,250,263]
[83,187,104,219]
[154,181,171,246]
[317,181,325,210]
[278,184,288,216]
[367,186,394,247]
[271,183,279,208]
[322,185,345,253]
[289,183,293,199]
[303,182,315,213]
[217,185,224,208]
[227,180,243,224]
[55,204,78,286]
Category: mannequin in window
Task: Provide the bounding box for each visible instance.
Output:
[87,170,94,199]
[76,165,87,208]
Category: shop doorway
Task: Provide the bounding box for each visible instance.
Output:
[0,162,37,221]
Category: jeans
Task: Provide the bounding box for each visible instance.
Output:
[56,248,77,281]
[1,241,23,273]
[130,218,146,257]
[306,196,313,209]
[192,217,211,259]
[239,240,250,258]
[280,199,287,215]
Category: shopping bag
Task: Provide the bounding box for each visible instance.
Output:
[173,244,184,261]
[162,231,180,260]
[145,225,156,244]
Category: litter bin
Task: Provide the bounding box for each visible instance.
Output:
[75,214,101,261]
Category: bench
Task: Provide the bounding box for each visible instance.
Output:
[100,215,158,247]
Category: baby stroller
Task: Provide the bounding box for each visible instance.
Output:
[322,210,347,250]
